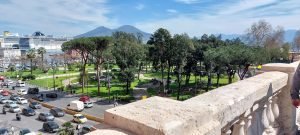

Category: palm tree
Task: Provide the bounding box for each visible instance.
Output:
[37,47,46,66]
[26,49,36,75]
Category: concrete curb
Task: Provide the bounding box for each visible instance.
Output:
[28,99,104,123]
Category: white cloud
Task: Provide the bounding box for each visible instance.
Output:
[167,9,178,14]
[136,0,300,36]
[175,0,199,4]
[0,0,118,36]
[135,4,145,10]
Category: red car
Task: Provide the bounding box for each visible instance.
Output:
[0,76,5,82]
[79,96,90,103]
[1,90,10,96]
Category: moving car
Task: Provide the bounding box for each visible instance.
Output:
[79,95,90,102]
[0,128,9,135]
[84,101,93,108]
[32,95,44,102]
[22,108,36,116]
[29,102,41,109]
[67,101,84,112]
[5,100,16,107]
[28,87,39,94]
[16,97,28,104]
[50,108,64,117]
[42,121,59,133]
[46,93,58,98]
[81,125,96,134]
[9,104,21,113]
[19,128,36,135]
[38,112,55,121]
[1,90,9,96]
[73,114,87,123]
[17,89,27,95]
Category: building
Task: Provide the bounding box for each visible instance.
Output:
[0,31,72,55]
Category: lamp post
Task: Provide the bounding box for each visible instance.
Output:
[106,60,111,103]
[51,60,56,91]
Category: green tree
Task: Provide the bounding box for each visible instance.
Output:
[37,47,46,67]
[26,48,36,75]
[58,122,75,135]
[112,32,143,94]
[62,38,94,93]
[172,34,194,100]
[147,28,172,93]
[89,37,111,97]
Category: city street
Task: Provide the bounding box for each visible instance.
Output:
[0,80,105,134]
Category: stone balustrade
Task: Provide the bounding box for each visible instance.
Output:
[88,61,300,135]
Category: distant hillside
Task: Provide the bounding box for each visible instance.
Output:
[220,29,298,43]
[76,25,151,42]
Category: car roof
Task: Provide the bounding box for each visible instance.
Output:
[74,114,83,116]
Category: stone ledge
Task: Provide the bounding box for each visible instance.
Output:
[262,62,299,73]
[104,71,288,135]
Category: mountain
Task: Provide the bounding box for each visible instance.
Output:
[76,25,151,42]
[220,29,298,43]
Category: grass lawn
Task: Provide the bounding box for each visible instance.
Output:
[28,75,78,89]
[0,69,79,79]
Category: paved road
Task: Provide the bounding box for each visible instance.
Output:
[0,100,98,134]
[7,80,118,118]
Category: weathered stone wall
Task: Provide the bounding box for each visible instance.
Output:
[88,61,299,135]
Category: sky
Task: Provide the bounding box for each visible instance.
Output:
[0,0,300,37]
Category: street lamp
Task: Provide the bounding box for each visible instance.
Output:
[51,60,56,91]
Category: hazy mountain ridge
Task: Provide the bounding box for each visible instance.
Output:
[75,25,151,42]
[220,29,298,42]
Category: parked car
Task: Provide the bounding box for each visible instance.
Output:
[9,104,21,113]
[0,128,9,135]
[32,95,44,102]
[5,100,16,107]
[19,128,35,135]
[79,95,90,103]
[1,90,10,96]
[38,112,55,121]
[0,76,5,81]
[73,114,87,123]
[67,101,84,112]
[17,97,28,104]
[22,108,36,116]
[17,89,27,95]
[7,80,13,84]
[16,81,25,87]
[0,99,9,104]
[10,95,20,101]
[2,82,8,86]
[42,121,59,133]
[50,108,64,117]
[29,102,41,109]
[28,87,39,94]
[81,125,96,134]
[84,101,93,108]
[46,93,57,98]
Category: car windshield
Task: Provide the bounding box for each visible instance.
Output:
[78,115,85,119]
[54,108,62,112]
[45,113,52,116]
[31,102,39,105]
[21,129,30,134]
[48,122,58,128]
[27,108,34,112]
[12,106,18,109]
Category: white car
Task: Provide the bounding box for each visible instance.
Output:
[0,89,3,93]
[73,114,87,123]
[7,80,13,84]
[84,101,93,108]
[5,100,17,107]
[16,97,28,104]
[9,104,21,113]
[0,99,9,104]
[16,82,26,87]
[17,89,27,95]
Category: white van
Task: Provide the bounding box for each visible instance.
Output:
[17,89,27,95]
[67,101,84,112]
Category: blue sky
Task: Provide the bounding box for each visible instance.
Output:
[0,0,300,37]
